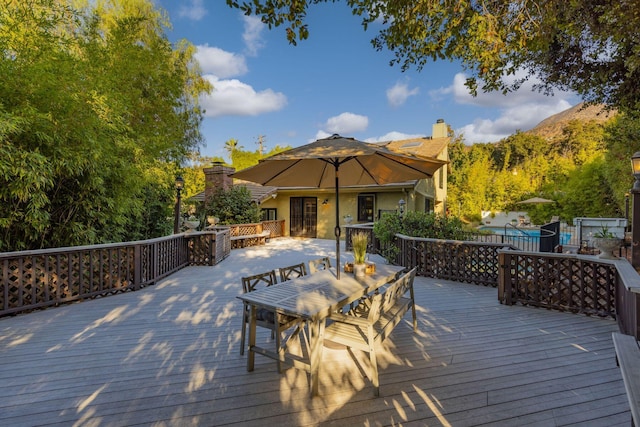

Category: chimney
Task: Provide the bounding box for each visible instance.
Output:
[432,119,448,138]
[204,162,235,203]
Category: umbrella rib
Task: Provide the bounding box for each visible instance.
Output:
[256,159,303,185]
[353,157,382,185]
[377,152,439,177]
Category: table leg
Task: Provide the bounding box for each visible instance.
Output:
[247,304,257,372]
[308,318,325,396]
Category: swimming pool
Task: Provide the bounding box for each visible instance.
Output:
[479,226,572,245]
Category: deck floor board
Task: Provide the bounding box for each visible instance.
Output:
[0,238,628,426]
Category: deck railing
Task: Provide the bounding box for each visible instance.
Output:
[223,220,284,238]
[0,230,231,317]
[0,220,284,318]
[363,228,640,338]
[498,250,619,318]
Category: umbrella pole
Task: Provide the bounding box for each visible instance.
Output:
[334,166,341,279]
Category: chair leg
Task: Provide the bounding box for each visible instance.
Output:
[369,347,379,397]
[240,308,247,356]
[411,302,417,331]
[275,326,282,373]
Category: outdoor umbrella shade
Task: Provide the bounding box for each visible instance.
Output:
[231,134,447,278]
[516,197,555,204]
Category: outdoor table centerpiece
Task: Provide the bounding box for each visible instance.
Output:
[347,231,374,277]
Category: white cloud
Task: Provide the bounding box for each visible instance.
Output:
[386,81,419,108]
[195,45,247,78]
[435,72,577,143]
[314,130,333,141]
[242,15,265,56]
[200,75,287,117]
[365,131,425,143]
[323,112,369,135]
[178,0,207,21]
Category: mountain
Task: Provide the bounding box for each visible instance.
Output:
[526,103,617,141]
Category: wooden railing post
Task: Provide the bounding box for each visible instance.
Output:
[134,243,141,290]
[498,251,507,304]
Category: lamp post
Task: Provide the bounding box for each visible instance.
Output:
[173,176,184,234]
[626,193,630,232]
[630,152,640,268]
[398,198,406,218]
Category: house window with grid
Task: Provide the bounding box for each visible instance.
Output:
[261,208,277,221]
[357,194,375,222]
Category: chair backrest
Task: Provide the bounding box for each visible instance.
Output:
[279,263,307,282]
[241,270,278,294]
[368,267,417,322]
[308,257,331,274]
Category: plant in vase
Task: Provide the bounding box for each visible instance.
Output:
[351,231,368,276]
[183,215,200,232]
[592,225,621,259]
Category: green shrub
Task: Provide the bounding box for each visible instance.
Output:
[373,211,467,262]
[205,186,261,225]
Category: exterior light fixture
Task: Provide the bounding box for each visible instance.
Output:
[322,199,329,205]
[632,152,640,193]
[174,176,184,234]
[398,198,406,217]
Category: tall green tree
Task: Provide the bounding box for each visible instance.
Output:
[224,138,242,160]
[228,0,640,112]
[0,0,210,250]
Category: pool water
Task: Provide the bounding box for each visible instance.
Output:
[479,226,572,245]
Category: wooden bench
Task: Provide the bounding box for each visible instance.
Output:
[324,267,417,396]
[612,332,640,426]
[230,230,270,249]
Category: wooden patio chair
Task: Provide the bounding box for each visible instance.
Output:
[239,270,304,372]
[324,267,418,396]
[308,257,331,274]
[278,262,308,282]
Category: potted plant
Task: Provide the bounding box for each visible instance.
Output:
[351,231,368,276]
[183,215,200,232]
[592,225,622,259]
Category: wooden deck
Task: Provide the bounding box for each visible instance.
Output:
[0,238,631,426]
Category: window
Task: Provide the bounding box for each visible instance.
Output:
[439,167,444,189]
[261,208,277,221]
[357,194,375,222]
[425,198,433,213]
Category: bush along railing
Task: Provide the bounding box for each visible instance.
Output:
[497,250,624,320]
[0,229,231,317]
[395,234,515,287]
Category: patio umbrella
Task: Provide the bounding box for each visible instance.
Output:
[516,197,555,204]
[231,134,447,278]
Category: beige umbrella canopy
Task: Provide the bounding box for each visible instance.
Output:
[232,134,447,278]
[516,197,555,204]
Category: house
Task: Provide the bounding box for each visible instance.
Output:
[198,119,450,240]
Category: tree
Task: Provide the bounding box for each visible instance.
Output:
[0,0,210,250]
[227,0,640,112]
[205,186,261,225]
[224,138,242,159]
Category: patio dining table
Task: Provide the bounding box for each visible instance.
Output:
[237,263,404,396]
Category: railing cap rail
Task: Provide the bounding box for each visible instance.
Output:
[0,231,225,259]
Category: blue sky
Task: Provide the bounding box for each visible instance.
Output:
[159,1,580,161]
